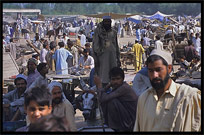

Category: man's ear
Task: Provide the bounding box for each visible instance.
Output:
[48,106,52,114]
[168,65,173,74]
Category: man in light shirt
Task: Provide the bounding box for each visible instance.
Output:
[154,35,163,50]
[134,49,201,132]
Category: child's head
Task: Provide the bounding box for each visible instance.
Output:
[24,85,52,124]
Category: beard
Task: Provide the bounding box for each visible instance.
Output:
[52,96,63,105]
[150,72,170,90]
[103,24,111,31]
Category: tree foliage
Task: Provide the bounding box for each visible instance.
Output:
[3,3,201,16]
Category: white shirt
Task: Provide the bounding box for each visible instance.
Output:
[79,55,94,69]
[40,48,48,63]
[80,34,86,46]
[155,40,163,50]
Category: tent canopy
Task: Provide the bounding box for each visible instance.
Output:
[144,11,173,21]
[127,15,143,23]
[3,17,16,24]
[195,13,201,19]
[84,12,136,19]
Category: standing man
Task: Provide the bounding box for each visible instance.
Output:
[26,63,49,93]
[80,31,86,47]
[154,35,163,50]
[67,40,79,67]
[53,42,73,75]
[192,33,201,57]
[26,58,40,88]
[40,41,49,63]
[132,40,145,72]
[134,49,201,131]
[92,16,121,87]
[48,81,77,131]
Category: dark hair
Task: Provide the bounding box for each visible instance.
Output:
[194,55,200,61]
[146,55,168,67]
[188,40,193,46]
[29,114,70,132]
[109,67,124,80]
[180,55,186,59]
[24,85,52,107]
[67,41,73,46]
[14,77,27,85]
[50,41,56,50]
[10,38,13,42]
[43,40,49,48]
[156,35,160,40]
[83,49,89,53]
[58,42,64,47]
[85,43,91,47]
[37,63,47,72]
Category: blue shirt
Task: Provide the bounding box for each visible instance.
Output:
[53,47,73,75]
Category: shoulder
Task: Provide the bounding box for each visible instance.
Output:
[138,87,153,102]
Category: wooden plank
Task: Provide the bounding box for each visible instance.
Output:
[3,52,19,80]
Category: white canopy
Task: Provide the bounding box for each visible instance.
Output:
[195,13,201,19]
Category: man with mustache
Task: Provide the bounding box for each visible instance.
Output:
[94,67,138,132]
[48,81,77,131]
[3,74,27,121]
[134,49,201,131]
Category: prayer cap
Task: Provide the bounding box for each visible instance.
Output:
[150,49,172,65]
[103,16,111,19]
[48,81,66,99]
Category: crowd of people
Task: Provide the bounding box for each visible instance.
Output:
[2,14,201,132]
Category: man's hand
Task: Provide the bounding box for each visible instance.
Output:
[94,75,102,89]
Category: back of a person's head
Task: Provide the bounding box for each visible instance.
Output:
[188,40,193,46]
[24,85,52,107]
[43,40,49,48]
[58,41,64,48]
[50,41,56,50]
[109,67,124,80]
[156,35,160,40]
[29,114,70,132]
[67,40,73,46]
[37,63,47,72]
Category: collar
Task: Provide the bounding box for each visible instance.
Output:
[149,80,177,97]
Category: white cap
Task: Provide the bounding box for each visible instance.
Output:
[150,49,172,65]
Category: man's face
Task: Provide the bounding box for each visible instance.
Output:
[52,86,63,104]
[148,59,170,90]
[102,19,111,31]
[28,61,37,72]
[25,100,52,124]
[16,79,27,93]
[110,75,123,90]
[40,65,49,75]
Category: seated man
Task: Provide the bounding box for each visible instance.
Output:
[48,81,77,131]
[94,67,138,132]
[16,85,52,131]
[79,49,94,69]
[3,74,27,121]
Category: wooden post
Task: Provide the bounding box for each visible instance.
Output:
[171,27,177,64]
[26,40,40,55]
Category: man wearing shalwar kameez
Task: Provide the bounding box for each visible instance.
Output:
[53,42,73,75]
[131,40,145,72]
[92,16,121,87]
